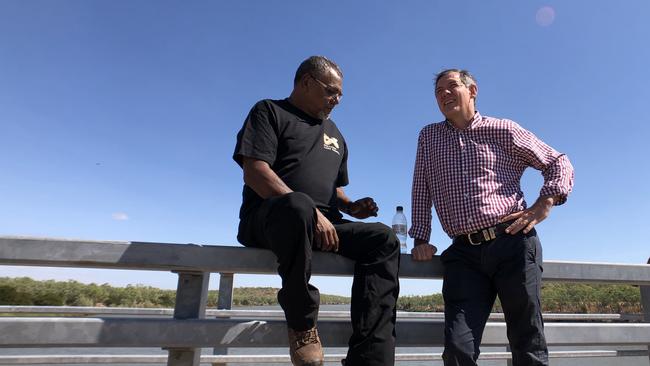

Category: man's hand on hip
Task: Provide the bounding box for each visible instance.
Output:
[315,209,339,252]
[501,195,556,235]
[411,239,437,261]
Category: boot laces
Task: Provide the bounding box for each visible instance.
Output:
[292,328,319,349]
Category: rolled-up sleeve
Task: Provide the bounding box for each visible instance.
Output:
[539,154,574,205]
[510,122,575,205]
[409,129,433,242]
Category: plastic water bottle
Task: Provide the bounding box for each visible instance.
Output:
[392,206,408,254]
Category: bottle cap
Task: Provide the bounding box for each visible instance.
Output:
[396,206,403,211]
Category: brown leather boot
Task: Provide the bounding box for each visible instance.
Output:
[287,326,324,366]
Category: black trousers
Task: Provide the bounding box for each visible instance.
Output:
[237,192,401,366]
[440,229,549,366]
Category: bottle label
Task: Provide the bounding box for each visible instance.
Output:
[392,224,407,235]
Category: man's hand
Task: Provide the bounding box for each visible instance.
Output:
[501,195,556,235]
[347,197,379,219]
[315,209,339,252]
[411,239,438,261]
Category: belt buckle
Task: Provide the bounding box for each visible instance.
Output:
[467,232,482,245]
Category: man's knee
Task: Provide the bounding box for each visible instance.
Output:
[443,320,480,365]
[371,223,400,253]
[443,338,477,365]
[274,192,316,224]
[351,223,400,264]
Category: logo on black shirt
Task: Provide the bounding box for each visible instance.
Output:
[323,133,340,155]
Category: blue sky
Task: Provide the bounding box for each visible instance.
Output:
[1,1,649,296]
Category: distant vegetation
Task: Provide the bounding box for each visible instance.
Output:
[0,277,348,308]
[0,277,641,314]
[396,283,642,314]
[541,282,641,314]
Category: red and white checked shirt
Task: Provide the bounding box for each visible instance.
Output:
[409,112,574,240]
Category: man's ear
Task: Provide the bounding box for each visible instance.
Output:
[469,84,478,99]
[299,74,312,89]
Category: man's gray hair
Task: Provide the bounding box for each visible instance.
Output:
[294,56,343,85]
[434,69,477,89]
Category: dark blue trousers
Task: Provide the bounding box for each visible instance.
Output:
[237,192,401,366]
[440,229,549,366]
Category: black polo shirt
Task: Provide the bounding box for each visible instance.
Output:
[233,99,349,220]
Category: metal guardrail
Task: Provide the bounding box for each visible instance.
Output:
[0,350,648,364]
[2,236,650,283]
[1,236,649,365]
[1,306,642,322]
[2,317,650,347]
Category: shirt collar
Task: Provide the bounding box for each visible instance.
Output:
[444,111,482,131]
[284,98,326,124]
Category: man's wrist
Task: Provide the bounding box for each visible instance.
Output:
[414,239,429,246]
[537,195,556,208]
[339,200,352,214]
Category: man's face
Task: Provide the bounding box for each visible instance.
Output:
[305,68,343,120]
[435,72,476,121]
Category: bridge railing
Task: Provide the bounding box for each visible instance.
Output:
[1,236,649,365]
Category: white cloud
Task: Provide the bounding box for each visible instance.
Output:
[112,212,129,221]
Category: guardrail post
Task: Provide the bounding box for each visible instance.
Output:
[212,273,234,366]
[217,273,234,310]
[166,271,210,366]
[641,257,650,364]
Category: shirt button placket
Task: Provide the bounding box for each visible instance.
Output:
[458,132,472,230]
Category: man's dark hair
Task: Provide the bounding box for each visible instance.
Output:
[434,69,477,89]
[294,56,343,86]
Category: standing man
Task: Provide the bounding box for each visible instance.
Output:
[233,56,400,366]
[409,69,574,365]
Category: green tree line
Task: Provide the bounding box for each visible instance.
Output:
[0,277,641,313]
[397,283,641,313]
[0,277,348,308]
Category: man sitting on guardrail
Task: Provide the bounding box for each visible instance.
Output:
[409,69,574,366]
[233,55,401,366]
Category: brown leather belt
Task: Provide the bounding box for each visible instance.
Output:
[454,221,513,246]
